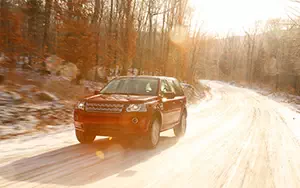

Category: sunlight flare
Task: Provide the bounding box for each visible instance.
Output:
[96,151,105,160]
[189,0,289,35]
[169,25,188,44]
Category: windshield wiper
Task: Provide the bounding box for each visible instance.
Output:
[113,92,148,96]
[101,92,155,96]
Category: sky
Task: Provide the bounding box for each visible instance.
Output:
[189,0,291,35]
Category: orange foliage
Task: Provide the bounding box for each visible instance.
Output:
[0,7,30,60]
[57,20,98,75]
[56,1,98,76]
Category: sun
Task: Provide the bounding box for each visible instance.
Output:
[189,0,289,35]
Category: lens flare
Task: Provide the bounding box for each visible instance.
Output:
[169,25,188,44]
[96,150,105,160]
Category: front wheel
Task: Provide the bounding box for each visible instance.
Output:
[144,118,161,149]
[174,113,187,138]
[75,130,96,144]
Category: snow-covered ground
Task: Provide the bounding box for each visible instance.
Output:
[0,70,105,140]
[250,87,300,113]
[1,81,300,188]
[225,81,300,113]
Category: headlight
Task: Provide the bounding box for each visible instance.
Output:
[76,102,85,110]
[126,104,147,112]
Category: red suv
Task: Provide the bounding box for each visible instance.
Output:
[74,76,187,148]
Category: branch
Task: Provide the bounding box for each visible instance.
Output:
[151,0,181,16]
[287,13,299,27]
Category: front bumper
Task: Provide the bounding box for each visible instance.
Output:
[74,110,152,136]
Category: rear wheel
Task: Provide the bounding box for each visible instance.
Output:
[174,113,187,138]
[75,130,96,144]
[144,118,161,148]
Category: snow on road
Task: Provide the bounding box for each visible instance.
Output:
[0,81,300,188]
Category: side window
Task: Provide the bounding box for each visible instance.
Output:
[160,80,171,94]
[172,79,184,96]
[166,79,176,94]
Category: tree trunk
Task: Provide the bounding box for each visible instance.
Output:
[67,0,73,19]
[114,0,119,75]
[121,0,133,76]
[92,0,100,24]
[108,0,114,72]
[42,0,53,56]
[0,0,8,54]
[148,0,153,74]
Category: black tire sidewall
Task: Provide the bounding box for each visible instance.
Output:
[76,130,95,144]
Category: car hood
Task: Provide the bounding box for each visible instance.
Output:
[84,94,158,103]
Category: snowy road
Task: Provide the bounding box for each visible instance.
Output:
[1,81,300,188]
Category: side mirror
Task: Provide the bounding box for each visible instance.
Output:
[94,90,101,95]
[164,92,176,99]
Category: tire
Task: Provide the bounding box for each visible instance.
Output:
[75,130,96,144]
[174,113,187,138]
[144,118,161,149]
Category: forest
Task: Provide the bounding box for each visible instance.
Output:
[1,0,300,94]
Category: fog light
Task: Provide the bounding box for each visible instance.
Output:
[132,117,139,124]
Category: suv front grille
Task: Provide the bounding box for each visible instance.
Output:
[85,103,124,113]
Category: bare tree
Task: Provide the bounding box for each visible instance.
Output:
[42,0,53,56]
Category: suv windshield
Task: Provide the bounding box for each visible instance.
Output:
[100,78,158,96]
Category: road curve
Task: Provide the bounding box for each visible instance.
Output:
[0,81,300,188]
